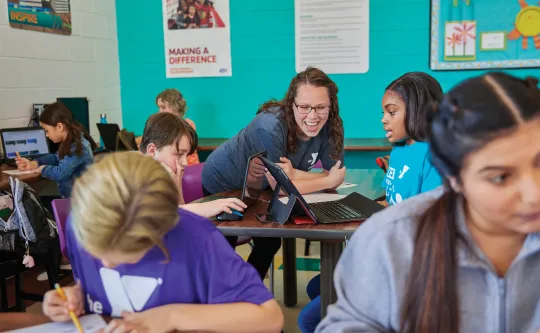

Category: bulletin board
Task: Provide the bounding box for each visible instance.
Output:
[430,0,540,70]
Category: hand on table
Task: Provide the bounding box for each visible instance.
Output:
[326,160,346,189]
[200,198,247,217]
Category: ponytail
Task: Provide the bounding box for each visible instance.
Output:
[400,189,461,333]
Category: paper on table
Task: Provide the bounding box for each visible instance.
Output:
[336,182,357,190]
[2,169,36,176]
[279,193,346,204]
[5,314,107,333]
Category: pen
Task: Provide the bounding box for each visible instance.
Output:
[54,283,84,333]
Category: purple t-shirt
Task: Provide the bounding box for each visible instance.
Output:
[65,208,273,317]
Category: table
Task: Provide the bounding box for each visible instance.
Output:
[201,169,385,317]
[0,313,209,332]
[0,165,42,191]
[198,138,391,152]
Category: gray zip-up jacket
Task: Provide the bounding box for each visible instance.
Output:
[316,187,540,333]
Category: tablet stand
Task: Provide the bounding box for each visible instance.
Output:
[266,184,306,225]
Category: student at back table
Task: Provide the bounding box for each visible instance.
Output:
[15,102,96,199]
[135,88,200,165]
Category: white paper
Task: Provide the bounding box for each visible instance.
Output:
[2,170,36,176]
[295,0,369,74]
[280,193,345,205]
[336,182,357,190]
[5,314,107,333]
[481,32,505,50]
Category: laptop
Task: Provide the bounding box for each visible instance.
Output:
[96,123,121,151]
[1,127,50,165]
[260,156,384,224]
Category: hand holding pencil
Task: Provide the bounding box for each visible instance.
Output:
[14,152,38,171]
[42,282,85,329]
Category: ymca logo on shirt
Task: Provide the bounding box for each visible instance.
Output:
[307,153,319,170]
[86,268,163,317]
[385,165,410,205]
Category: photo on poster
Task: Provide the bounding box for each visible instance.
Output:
[7,0,71,35]
[163,0,232,78]
[165,0,226,30]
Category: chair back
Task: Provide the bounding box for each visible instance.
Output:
[182,163,205,203]
[51,199,71,257]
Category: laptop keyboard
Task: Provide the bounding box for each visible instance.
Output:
[311,201,365,221]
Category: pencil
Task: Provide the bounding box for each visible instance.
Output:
[54,283,84,333]
[15,152,20,159]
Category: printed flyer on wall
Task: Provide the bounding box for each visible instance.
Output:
[7,0,71,35]
[163,0,232,78]
[295,0,369,74]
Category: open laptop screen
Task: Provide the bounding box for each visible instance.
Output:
[1,127,50,159]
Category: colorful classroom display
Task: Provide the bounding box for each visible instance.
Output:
[7,0,71,35]
[430,0,540,70]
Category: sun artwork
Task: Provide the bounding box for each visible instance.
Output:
[508,0,540,49]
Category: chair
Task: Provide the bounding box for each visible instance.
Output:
[51,199,71,258]
[182,163,205,204]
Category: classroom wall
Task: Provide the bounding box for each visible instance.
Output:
[116,0,540,140]
[0,0,122,142]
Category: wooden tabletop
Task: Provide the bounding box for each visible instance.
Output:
[198,138,391,152]
[0,164,42,191]
[201,169,385,240]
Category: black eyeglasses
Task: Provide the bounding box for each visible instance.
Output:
[293,101,330,115]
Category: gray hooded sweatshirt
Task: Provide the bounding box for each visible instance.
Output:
[316,187,540,333]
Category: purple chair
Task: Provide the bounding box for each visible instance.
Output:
[51,198,71,258]
[182,163,205,204]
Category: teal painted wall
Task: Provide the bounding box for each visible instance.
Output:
[115,0,540,161]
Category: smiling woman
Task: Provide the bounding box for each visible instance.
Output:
[201,66,346,281]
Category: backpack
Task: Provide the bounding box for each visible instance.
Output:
[0,177,57,261]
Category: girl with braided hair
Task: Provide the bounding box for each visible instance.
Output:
[317,72,540,333]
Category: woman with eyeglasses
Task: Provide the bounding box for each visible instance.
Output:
[202,67,345,280]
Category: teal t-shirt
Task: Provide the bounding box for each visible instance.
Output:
[382,142,442,205]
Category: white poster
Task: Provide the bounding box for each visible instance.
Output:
[295,0,369,74]
[162,0,232,78]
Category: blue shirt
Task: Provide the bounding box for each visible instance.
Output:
[202,108,344,194]
[382,142,442,205]
[37,136,93,198]
[65,208,273,317]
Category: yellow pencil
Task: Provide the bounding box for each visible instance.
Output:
[15,152,20,159]
[54,283,84,333]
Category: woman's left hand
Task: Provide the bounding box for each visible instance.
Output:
[276,157,297,179]
[98,307,173,333]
